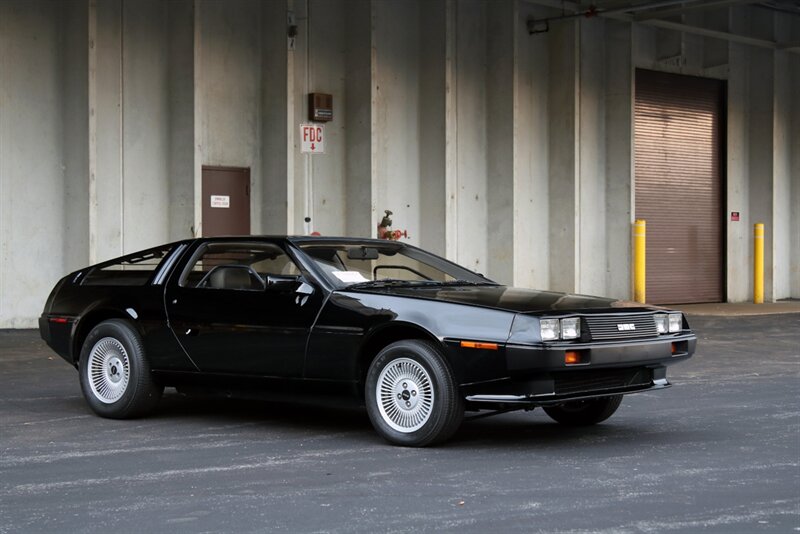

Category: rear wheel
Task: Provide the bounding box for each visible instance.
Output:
[365,340,463,447]
[78,319,163,419]
[543,395,623,426]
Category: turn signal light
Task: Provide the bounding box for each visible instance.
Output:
[671,343,677,355]
[565,351,580,365]
[460,341,499,350]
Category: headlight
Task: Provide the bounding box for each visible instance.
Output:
[561,317,580,340]
[540,319,560,341]
[654,312,682,334]
[668,313,682,333]
[654,313,668,334]
[540,318,580,341]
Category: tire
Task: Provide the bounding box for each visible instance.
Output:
[543,395,623,426]
[78,319,163,419]
[365,340,464,447]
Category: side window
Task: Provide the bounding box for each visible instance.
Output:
[180,243,300,291]
[82,245,174,286]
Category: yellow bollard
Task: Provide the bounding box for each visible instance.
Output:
[634,219,646,303]
[754,223,764,304]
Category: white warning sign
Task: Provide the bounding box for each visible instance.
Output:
[210,195,230,208]
[300,123,325,154]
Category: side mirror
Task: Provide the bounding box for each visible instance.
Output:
[295,281,315,296]
[294,279,315,306]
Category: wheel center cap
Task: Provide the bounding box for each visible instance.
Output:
[395,380,419,410]
[107,357,123,383]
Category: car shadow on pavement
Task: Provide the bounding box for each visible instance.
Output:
[148,391,709,451]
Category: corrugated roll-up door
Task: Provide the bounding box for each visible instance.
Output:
[635,69,725,304]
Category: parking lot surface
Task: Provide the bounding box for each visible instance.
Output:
[1,314,798,533]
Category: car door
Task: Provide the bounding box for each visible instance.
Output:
[164,240,322,377]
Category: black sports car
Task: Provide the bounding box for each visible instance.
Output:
[39,236,695,446]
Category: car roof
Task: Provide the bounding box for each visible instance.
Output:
[186,235,395,244]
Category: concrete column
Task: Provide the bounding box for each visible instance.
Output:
[288,0,309,234]
[771,14,792,300]
[604,20,634,300]
[747,29,775,301]
[307,0,347,236]
[419,0,447,255]
[92,0,124,261]
[576,18,608,296]
[513,1,550,289]
[344,0,373,238]
[167,0,195,241]
[548,20,579,294]
[486,0,514,284]
[726,14,750,302]
[792,28,800,299]
[372,0,423,244]
[195,0,262,236]
[63,0,90,271]
[121,0,170,253]
[444,0,459,260]
[0,1,70,326]
[259,0,289,234]
[453,0,488,274]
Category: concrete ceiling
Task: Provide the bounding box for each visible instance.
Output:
[524,0,800,53]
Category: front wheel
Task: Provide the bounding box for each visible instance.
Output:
[543,395,623,426]
[78,319,163,419]
[365,340,463,447]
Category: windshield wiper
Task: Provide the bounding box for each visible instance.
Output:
[433,280,499,286]
[346,279,423,290]
[345,279,497,290]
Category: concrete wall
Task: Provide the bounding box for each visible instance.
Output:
[167,0,195,241]
[793,34,800,299]
[0,0,798,327]
[0,1,70,327]
[196,0,262,234]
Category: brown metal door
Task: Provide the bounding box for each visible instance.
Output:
[202,166,250,237]
[635,70,725,305]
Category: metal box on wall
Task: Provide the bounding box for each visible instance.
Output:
[308,93,333,122]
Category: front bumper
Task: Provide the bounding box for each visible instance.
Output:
[462,333,695,408]
[505,333,695,372]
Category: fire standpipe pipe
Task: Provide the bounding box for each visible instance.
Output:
[633,219,646,303]
[754,223,764,304]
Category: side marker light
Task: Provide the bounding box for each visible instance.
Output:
[460,341,499,350]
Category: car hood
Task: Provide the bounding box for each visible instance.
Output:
[349,285,656,314]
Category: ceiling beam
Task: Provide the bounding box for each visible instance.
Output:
[522,0,800,55]
[634,0,759,21]
[604,12,800,54]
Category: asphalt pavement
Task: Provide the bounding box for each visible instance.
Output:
[1,314,798,533]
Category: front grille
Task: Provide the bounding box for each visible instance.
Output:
[583,314,658,341]
[554,368,652,395]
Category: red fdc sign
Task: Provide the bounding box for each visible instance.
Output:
[300,124,325,154]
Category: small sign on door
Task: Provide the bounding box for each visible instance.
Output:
[300,123,325,154]
[210,195,230,208]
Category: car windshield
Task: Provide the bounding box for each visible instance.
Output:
[296,242,496,290]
